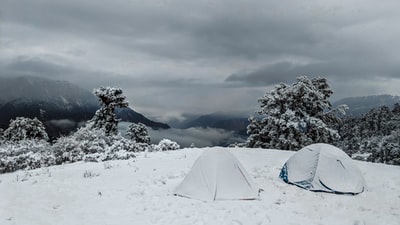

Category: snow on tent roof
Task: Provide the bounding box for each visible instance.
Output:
[174,148,260,201]
[279,143,366,194]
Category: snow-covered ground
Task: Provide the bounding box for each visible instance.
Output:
[1,147,399,225]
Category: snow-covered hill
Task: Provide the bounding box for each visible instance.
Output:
[1,147,399,225]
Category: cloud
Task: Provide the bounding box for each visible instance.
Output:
[47,119,77,129]
[118,122,245,147]
[148,127,245,148]
[1,56,74,78]
[226,60,400,87]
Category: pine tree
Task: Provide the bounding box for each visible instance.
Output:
[338,103,400,164]
[125,122,151,144]
[3,117,49,142]
[367,130,400,165]
[0,128,4,143]
[247,76,343,150]
[88,87,129,135]
[246,116,263,148]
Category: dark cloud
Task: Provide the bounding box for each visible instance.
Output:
[0,0,399,119]
[226,59,400,87]
[3,0,396,62]
[1,56,74,78]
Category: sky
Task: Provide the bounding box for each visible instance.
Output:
[1,0,399,123]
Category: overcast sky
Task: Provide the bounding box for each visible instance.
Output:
[1,0,399,122]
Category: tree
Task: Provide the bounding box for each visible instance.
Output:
[88,87,129,135]
[340,104,400,165]
[3,117,49,142]
[246,116,263,148]
[367,130,400,165]
[247,76,343,150]
[0,128,4,143]
[125,122,151,144]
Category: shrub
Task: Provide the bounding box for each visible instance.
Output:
[154,139,180,151]
[4,117,49,142]
[0,140,54,173]
[51,126,143,164]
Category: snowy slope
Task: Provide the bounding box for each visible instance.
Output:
[0,147,399,225]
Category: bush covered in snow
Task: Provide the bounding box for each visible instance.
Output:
[0,140,54,173]
[125,122,151,144]
[3,117,49,142]
[153,139,180,151]
[246,76,344,150]
[0,118,53,173]
[51,126,146,164]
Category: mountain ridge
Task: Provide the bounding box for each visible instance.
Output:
[0,76,169,138]
[333,94,400,117]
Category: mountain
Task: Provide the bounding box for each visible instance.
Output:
[182,112,249,135]
[0,76,169,138]
[333,95,400,117]
[115,108,169,129]
[0,147,398,225]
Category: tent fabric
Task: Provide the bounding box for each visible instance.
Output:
[174,148,260,201]
[279,143,366,194]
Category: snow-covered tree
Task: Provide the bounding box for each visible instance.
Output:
[3,117,49,142]
[246,116,263,148]
[88,87,129,135]
[366,130,400,165]
[0,128,4,143]
[125,122,151,144]
[339,104,400,165]
[247,76,343,150]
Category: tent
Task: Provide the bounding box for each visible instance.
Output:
[279,143,366,194]
[174,148,260,201]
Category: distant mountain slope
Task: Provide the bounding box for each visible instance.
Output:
[333,95,400,117]
[116,108,169,129]
[182,113,249,135]
[0,76,169,137]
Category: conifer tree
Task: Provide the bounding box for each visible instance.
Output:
[247,76,343,150]
[125,122,151,144]
[88,87,128,135]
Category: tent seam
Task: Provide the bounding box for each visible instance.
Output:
[311,148,322,185]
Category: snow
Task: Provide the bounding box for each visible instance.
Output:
[1,147,399,225]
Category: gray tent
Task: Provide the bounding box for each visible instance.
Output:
[174,148,260,201]
[280,143,366,194]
